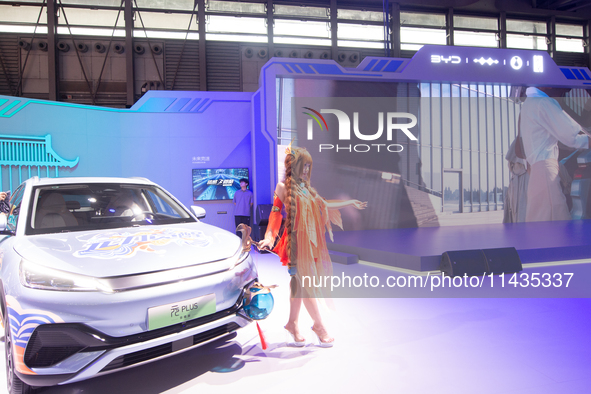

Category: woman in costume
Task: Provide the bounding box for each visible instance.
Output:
[259,146,366,347]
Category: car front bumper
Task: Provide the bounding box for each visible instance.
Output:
[16,283,254,387]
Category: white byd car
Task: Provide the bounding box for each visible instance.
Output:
[0,177,257,393]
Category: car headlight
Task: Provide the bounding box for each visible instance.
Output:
[229,246,250,270]
[19,259,114,293]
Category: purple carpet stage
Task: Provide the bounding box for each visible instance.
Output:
[327,220,591,271]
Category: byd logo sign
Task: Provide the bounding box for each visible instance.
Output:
[303,107,418,153]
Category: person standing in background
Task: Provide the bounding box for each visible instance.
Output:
[233,178,253,234]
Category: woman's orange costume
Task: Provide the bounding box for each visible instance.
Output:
[267,184,343,289]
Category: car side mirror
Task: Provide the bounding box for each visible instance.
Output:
[190,206,206,219]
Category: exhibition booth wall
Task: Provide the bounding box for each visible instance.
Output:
[0,91,253,230]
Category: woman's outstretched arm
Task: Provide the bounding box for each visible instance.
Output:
[325,199,367,210]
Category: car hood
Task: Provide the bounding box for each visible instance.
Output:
[14,223,242,277]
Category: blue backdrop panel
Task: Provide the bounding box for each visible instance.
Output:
[0,91,253,232]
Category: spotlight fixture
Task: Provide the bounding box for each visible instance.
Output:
[76,43,88,53]
[94,43,106,53]
[57,42,70,52]
[151,45,162,55]
[18,40,31,51]
[134,44,145,55]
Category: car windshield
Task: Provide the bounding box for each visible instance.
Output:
[26,183,195,235]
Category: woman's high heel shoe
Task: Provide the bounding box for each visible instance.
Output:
[285,328,306,347]
[311,326,334,348]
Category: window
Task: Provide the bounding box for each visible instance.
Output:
[506,19,547,50]
[338,9,383,22]
[274,4,328,19]
[556,23,584,52]
[7,185,25,233]
[207,1,264,14]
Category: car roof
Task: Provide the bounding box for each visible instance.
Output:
[25,176,155,187]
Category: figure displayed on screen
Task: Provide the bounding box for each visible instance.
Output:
[259,146,367,347]
[520,87,590,221]
[503,139,529,223]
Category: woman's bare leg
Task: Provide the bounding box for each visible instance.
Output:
[284,280,305,341]
[303,296,334,343]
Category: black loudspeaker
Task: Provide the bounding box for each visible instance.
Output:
[256,204,273,226]
[482,247,522,275]
[440,249,488,277]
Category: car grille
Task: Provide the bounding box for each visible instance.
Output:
[100,322,241,372]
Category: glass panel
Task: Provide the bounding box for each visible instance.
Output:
[0,5,47,24]
[0,25,48,34]
[431,85,441,147]
[274,19,330,38]
[488,153,496,206]
[401,12,445,27]
[274,4,328,19]
[506,19,546,34]
[487,95,494,153]
[443,171,461,213]
[472,153,480,207]
[421,146,431,190]
[454,15,497,30]
[454,31,498,47]
[496,154,503,205]
[556,37,584,53]
[555,23,583,37]
[401,27,446,45]
[134,11,195,30]
[273,36,331,46]
[452,90,461,152]
[480,152,487,208]
[443,148,451,168]
[433,148,442,191]
[461,93,470,151]
[338,9,383,22]
[507,34,547,50]
[401,43,423,51]
[420,84,431,146]
[208,15,265,34]
[338,23,383,41]
[60,0,122,5]
[441,84,451,149]
[206,33,264,42]
[59,26,125,36]
[58,8,126,28]
[208,0,265,14]
[338,40,384,49]
[134,0,196,11]
[463,151,471,206]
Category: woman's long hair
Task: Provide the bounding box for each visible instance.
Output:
[284,147,317,265]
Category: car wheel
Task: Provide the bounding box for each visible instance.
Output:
[4,308,33,394]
